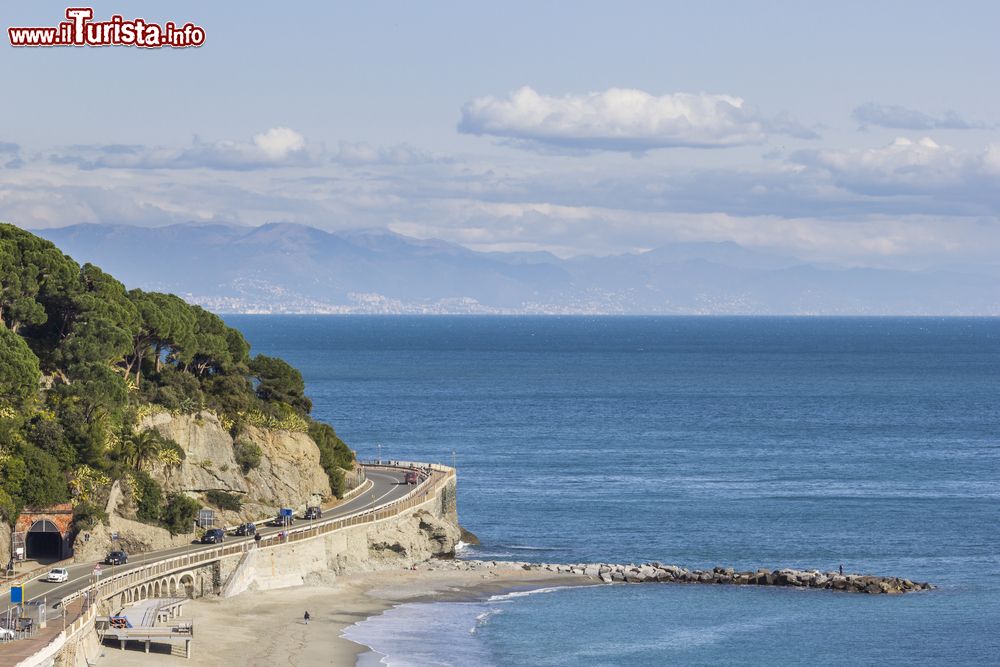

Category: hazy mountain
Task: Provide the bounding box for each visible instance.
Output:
[33,223,1000,315]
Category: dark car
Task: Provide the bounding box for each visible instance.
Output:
[271,513,294,527]
[304,507,322,520]
[404,471,419,485]
[234,523,257,536]
[105,550,128,565]
[200,528,225,544]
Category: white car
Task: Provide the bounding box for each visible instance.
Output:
[45,568,69,583]
[0,626,14,640]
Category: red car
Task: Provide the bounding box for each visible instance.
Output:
[404,471,419,485]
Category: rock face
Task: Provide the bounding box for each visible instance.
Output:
[246,497,463,591]
[142,411,333,522]
[369,510,463,563]
[72,514,194,564]
[68,411,340,562]
[0,522,10,565]
[72,480,196,564]
[431,560,934,595]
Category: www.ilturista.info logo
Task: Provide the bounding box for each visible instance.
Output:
[8,7,205,48]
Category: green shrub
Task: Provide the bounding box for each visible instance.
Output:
[233,439,262,474]
[308,422,355,498]
[205,489,242,511]
[329,466,346,498]
[72,500,108,531]
[161,493,199,534]
[0,488,17,524]
[17,443,69,508]
[132,470,163,523]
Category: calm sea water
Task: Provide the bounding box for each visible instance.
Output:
[226,316,1000,666]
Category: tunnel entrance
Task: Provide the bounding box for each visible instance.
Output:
[26,520,63,560]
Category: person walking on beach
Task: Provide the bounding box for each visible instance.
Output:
[304,611,310,625]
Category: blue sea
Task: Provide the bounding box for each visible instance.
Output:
[226,316,1000,666]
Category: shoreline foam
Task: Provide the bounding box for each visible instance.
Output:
[92,563,592,667]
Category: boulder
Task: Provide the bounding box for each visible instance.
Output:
[459,526,481,545]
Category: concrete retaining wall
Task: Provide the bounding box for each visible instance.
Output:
[248,476,459,591]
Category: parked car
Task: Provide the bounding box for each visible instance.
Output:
[271,511,294,527]
[0,626,14,641]
[44,567,69,583]
[304,506,322,520]
[234,523,257,536]
[200,528,225,544]
[105,551,128,565]
[404,470,419,485]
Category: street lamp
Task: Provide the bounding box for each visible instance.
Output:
[377,442,383,464]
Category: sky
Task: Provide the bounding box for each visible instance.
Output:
[1,1,999,270]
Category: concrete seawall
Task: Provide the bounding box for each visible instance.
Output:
[242,475,460,592]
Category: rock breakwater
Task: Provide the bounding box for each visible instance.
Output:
[430,559,933,595]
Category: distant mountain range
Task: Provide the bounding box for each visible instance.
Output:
[32,222,1000,315]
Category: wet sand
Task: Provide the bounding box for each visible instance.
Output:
[94,563,590,666]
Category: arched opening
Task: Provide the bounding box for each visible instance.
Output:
[180,574,194,598]
[169,577,177,596]
[25,520,63,560]
[154,581,161,597]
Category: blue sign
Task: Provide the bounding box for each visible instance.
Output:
[280,508,293,517]
[10,585,23,604]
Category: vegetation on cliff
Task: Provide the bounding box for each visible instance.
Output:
[0,223,355,530]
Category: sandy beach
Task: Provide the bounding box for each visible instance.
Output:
[93,562,590,666]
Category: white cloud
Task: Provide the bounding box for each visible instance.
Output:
[793,137,1000,197]
[49,127,315,171]
[458,86,817,152]
[852,103,990,131]
[252,127,306,160]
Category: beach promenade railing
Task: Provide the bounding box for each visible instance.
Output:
[13,462,454,667]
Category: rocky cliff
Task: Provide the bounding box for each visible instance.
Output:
[142,411,333,521]
[71,411,338,562]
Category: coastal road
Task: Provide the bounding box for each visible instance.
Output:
[0,466,414,623]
